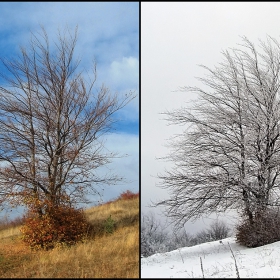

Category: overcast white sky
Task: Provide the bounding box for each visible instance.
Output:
[141,2,280,234]
[0,2,139,219]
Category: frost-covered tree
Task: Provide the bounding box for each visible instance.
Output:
[141,212,196,257]
[155,36,280,229]
[141,212,170,257]
[168,227,194,250]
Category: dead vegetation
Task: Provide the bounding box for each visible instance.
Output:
[0,191,139,278]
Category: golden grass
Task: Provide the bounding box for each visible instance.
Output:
[0,196,139,278]
[0,226,21,240]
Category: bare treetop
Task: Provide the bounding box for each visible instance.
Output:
[155,36,280,229]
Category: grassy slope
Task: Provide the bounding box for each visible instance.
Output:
[0,195,139,278]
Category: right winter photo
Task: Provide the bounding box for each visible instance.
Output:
[141,2,280,278]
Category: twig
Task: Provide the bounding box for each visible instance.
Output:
[178,248,184,263]
[200,256,205,278]
[228,242,240,278]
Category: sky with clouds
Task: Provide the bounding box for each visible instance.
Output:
[0,2,139,218]
[141,2,280,234]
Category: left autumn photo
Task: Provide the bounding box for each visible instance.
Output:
[0,2,139,278]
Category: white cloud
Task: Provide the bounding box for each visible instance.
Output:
[109,56,139,90]
[105,132,139,180]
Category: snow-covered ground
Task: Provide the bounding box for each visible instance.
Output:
[141,236,280,278]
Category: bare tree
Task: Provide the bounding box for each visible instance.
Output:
[0,26,135,214]
[155,36,280,229]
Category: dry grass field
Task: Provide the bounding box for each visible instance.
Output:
[0,191,139,278]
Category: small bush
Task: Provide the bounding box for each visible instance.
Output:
[21,202,90,250]
[100,190,139,206]
[236,209,280,248]
[191,220,231,245]
[119,190,139,200]
[104,215,116,234]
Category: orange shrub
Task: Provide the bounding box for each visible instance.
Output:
[21,202,90,250]
[119,190,139,200]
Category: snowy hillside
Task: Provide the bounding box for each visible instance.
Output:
[141,236,280,278]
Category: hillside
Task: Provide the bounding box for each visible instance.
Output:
[141,236,280,278]
[0,192,139,278]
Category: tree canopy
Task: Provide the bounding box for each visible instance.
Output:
[156,36,280,229]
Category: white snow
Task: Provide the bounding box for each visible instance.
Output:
[141,236,280,278]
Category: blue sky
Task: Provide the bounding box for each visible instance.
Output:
[0,2,139,218]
